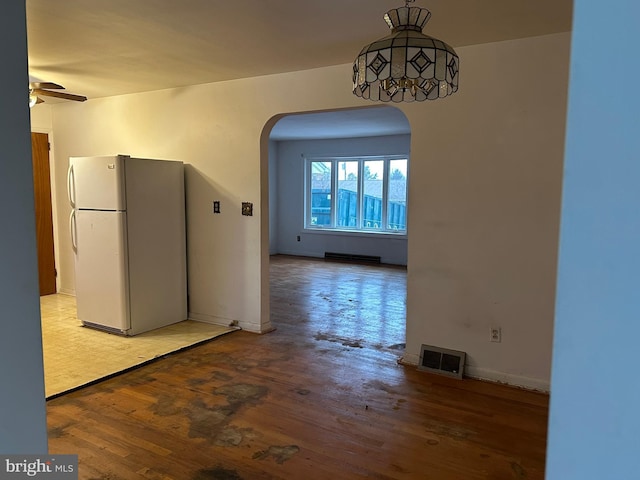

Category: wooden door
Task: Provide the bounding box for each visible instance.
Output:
[31,132,57,295]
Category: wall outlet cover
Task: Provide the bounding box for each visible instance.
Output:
[242,202,253,216]
[490,327,502,343]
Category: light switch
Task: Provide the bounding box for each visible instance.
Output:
[213,201,221,214]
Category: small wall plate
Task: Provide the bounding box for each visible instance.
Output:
[242,202,253,216]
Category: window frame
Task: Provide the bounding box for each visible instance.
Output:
[304,155,408,235]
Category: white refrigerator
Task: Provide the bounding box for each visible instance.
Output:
[68,155,188,335]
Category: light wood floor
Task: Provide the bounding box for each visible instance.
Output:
[47,255,549,479]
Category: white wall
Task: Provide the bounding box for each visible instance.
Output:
[546,0,640,477]
[0,1,48,453]
[30,103,53,131]
[272,134,410,265]
[403,33,570,390]
[47,32,569,388]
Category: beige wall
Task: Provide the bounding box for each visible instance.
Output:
[30,102,52,131]
[42,32,570,389]
[404,33,569,389]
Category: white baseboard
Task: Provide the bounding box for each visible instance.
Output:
[188,312,274,334]
[464,366,550,392]
[401,354,550,392]
[188,311,236,327]
[58,288,75,296]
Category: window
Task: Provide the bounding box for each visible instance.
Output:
[306,156,407,234]
[309,161,332,227]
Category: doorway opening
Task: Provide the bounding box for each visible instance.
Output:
[262,106,410,354]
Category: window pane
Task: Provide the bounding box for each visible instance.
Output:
[337,161,358,227]
[388,159,407,231]
[310,161,332,227]
[363,160,384,230]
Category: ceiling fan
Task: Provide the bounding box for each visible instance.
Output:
[29,82,87,107]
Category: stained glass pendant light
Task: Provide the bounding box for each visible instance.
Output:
[352,0,459,102]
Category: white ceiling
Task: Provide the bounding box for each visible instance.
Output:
[26,0,573,139]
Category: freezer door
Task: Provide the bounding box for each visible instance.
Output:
[69,155,127,210]
[74,210,130,332]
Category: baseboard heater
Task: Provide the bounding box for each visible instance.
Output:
[418,344,466,379]
[324,252,381,264]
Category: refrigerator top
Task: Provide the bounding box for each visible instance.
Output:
[69,155,127,211]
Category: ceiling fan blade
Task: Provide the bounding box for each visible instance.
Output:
[29,82,64,90]
[33,89,87,102]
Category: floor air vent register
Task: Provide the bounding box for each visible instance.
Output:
[418,344,466,379]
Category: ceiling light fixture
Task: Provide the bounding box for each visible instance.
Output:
[29,90,39,108]
[352,0,459,102]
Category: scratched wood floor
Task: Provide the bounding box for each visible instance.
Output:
[47,255,549,480]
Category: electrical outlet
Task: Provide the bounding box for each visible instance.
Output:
[490,327,501,343]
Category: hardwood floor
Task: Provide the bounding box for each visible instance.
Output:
[47,255,549,479]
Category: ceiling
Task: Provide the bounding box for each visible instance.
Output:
[26,0,573,139]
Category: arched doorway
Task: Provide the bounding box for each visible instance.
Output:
[260,105,411,354]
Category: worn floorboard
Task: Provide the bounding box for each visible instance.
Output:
[47,255,548,479]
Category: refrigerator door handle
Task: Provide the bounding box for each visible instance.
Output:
[67,162,76,208]
[70,209,78,253]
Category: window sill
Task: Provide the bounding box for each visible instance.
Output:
[303,227,407,240]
